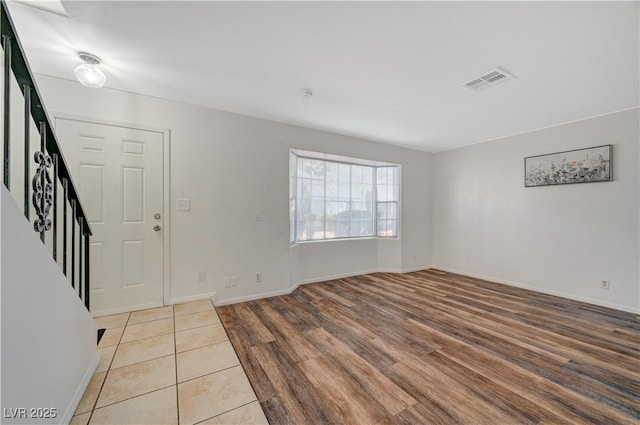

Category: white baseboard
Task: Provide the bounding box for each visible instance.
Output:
[92,293,218,317]
[93,301,163,318]
[169,292,217,306]
[215,269,379,306]
[293,266,430,286]
[215,288,294,306]
[294,268,379,286]
[61,351,99,425]
[215,266,430,306]
[215,264,638,314]
[433,266,640,314]
[377,265,431,274]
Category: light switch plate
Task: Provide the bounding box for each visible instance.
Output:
[177,199,191,211]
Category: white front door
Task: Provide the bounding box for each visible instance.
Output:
[55,118,164,315]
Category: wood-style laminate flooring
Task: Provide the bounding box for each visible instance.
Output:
[217,269,640,425]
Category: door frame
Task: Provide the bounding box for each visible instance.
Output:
[52,112,172,309]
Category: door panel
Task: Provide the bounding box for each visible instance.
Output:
[56,118,164,315]
[79,163,106,222]
[123,240,145,286]
[123,167,145,222]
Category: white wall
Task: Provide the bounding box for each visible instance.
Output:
[35,75,432,306]
[1,187,98,424]
[432,109,640,313]
[36,74,636,314]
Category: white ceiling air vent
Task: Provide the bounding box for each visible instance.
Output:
[464,68,515,92]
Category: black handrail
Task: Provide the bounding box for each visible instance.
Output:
[1,1,92,311]
[1,3,91,232]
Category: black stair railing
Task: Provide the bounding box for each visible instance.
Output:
[1,1,92,311]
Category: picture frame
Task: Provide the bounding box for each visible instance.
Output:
[524,144,612,187]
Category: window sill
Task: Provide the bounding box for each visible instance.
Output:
[290,236,399,247]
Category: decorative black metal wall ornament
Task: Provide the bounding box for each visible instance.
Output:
[32,150,53,233]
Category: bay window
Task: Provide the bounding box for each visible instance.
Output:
[290,150,400,243]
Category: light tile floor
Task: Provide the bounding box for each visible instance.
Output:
[71,300,269,425]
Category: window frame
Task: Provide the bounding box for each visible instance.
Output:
[290,150,400,245]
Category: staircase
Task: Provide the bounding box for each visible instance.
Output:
[1,1,92,307]
[1,2,99,423]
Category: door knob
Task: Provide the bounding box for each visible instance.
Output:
[154,213,161,220]
[153,225,161,231]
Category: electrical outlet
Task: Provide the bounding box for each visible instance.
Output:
[177,199,191,211]
[223,277,230,288]
[197,271,206,282]
[255,272,262,283]
[600,280,610,290]
[231,276,238,287]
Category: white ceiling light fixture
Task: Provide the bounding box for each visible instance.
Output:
[74,52,106,88]
[300,88,313,99]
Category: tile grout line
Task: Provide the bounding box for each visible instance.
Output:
[80,302,229,424]
[176,338,233,355]
[97,312,221,348]
[89,312,170,416]
[175,302,219,319]
[88,307,178,415]
[216,310,271,424]
[125,305,174,326]
[176,362,243,386]
[192,400,259,425]
[174,306,218,318]
[110,328,175,346]
[175,322,223,333]
[185,300,262,425]
[88,383,178,413]
[126,314,174,326]
[113,331,175,348]
[120,318,176,344]
[85,312,132,424]
[103,328,227,372]
[110,352,176,372]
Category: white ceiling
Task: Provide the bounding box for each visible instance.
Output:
[6,1,639,152]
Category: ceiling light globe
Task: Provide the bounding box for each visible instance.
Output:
[74,63,106,88]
